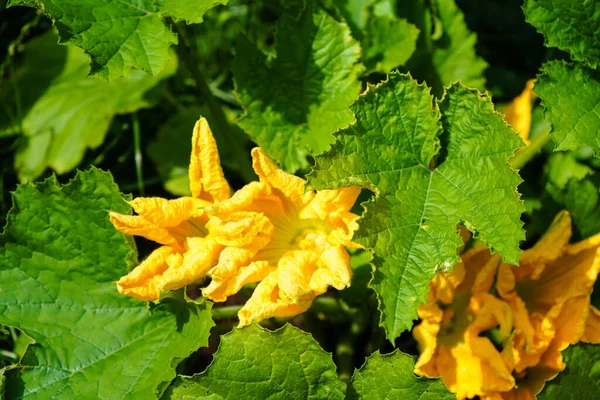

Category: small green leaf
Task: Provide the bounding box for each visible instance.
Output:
[154,0,228,24]
[347,351,456,399]
[399,0,488,95]
[538,343,600,399]
[536,61,600,156]
[164,324,344,399]
[310,73,524,340]
[362,3,420,73]
[0,168,214,399]
[233,0,364,172]
[2,32,175,182]
[523,0,600,69]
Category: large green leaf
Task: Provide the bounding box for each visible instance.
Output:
[523,0,600,69]
[309,73,524,340]
[399,0,488,96]
[0,168,214,399]
[347,351,455,400]
[7,0,227,79]
[164,324,344,399]
[233,0,364,173]
[1,32,175,182]
[538,343,600,399]
[536,61,600,156]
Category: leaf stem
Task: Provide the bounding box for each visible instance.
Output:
[132,114,145,196]
[509,126,552,170]
[211,305,242,319]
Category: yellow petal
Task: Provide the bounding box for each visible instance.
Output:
[582,305,600,343]
[237,273,314,327]
[116,246,174,301]
[519,211,572,270]
[503,79,535,144]
[311,246,352,292]
[109,212,178,248]
[414,303,444,376]
[189,118,231,202]
[300,186,361,219]
[206,211,274,247]
[159,238,222,292]
[277,250,319,299]
[129,196,208,226]
[251,147,305,200]
[203,260,274,302]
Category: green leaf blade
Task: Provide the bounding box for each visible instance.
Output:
[165,324,344,400]
[310,73,525,340]
[523,0,600,69]
[347,351,456,400]
[8,0,177,79]
[536,61,600,156]
[0,168,214,399]
[538,343,600,400]
[233,0,364,172]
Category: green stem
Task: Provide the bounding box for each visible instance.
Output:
[509,126,552,170]
[211,305,242,319]
[132,114,144,196]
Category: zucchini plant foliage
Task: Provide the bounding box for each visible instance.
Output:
[0,0,599,399]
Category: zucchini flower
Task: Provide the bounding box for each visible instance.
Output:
[414,212,600,400]
[109,118,361,326]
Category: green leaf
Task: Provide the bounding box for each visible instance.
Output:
[0,168,214,399]
[347,351,456,400]
[309,73,525,340]
[536,61,600,156]
[399,0,488,96]
[154,0,228,24]
[523,0,600,69]
[164,324,344,399]
[2,32,175,182]
[7,0,175,79]
[334,0,419,73]
[233,0,364,173]
[538,343,600,399]
[7,0,227,79]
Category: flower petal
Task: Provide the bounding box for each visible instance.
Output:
[311,246,352,292]
[189,118,231,202]
[251,147,305,200]
[116,246,174,301]
[503,79,535,144]
[109,212,178,248]
[582,305,600,343]
[237,273,314,327]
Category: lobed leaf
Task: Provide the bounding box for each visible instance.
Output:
[0,168,214,399]
[536,61,600,157]
[347,351,455,400]
[310,73,525,340]
[523,0,600,69]
[164,324,344,399]
[7,0,228,79]
[233,0,364,173]
[0,32,175,182]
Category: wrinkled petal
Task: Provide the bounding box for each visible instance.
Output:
[237,273,314,327]
[189,118,231,202]
[311,246,352,292]
[109,212,179,248]
[116,246,174,301]
[206,211,273,247]
[582,305,600,343]
[129,197,207,226]
[251,147,305,200]
[204,260,274,302]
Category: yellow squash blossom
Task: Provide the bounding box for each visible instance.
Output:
[503,79,536,144]
[414,212,600,400]
[110,118,361,326]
